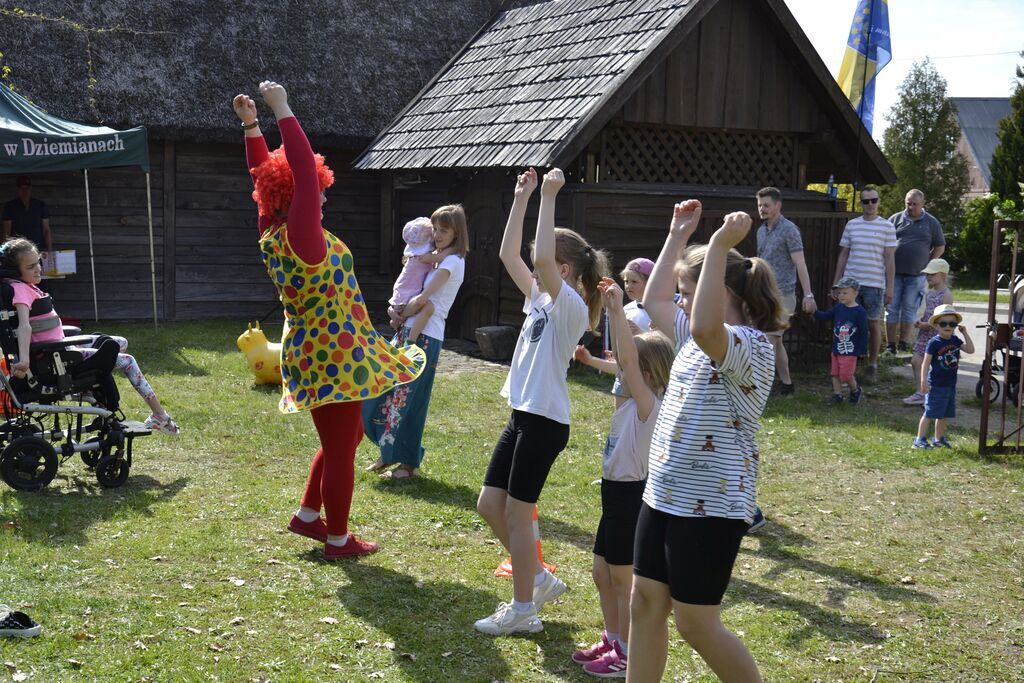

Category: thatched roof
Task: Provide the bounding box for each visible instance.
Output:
[0,1,511,147]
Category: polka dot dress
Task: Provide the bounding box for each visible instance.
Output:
[260,225,426,413]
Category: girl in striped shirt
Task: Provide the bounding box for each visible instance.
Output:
[627,201,787,683]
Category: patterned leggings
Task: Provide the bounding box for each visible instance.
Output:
[76,336,157,405]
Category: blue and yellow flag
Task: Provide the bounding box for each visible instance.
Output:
[836,0,892,134]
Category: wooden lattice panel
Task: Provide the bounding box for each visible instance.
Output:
[600,125,796,187]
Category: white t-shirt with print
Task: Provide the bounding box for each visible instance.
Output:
[405,254,465,341]
[501,279,588,425]
[603,396,661,482]
[644,325,774,523]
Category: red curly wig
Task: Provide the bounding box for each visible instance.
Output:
[250,146,335,219]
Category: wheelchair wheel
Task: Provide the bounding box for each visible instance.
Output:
[0,436,58,491]
[80,437,108,469]
[977,377,1000,402]
[95,453,129,488]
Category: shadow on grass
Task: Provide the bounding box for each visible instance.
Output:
[2,474,188,546]
[371,475,596,553]
[729,520,936,646]
[333,563,583,682]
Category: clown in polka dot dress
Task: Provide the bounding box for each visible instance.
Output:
[260,229,425,413]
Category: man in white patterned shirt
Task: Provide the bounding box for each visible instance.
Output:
[831,186,896,382]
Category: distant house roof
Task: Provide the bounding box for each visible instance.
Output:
[355,0,894,182]
[0,1,508,147]
[952,97,1013,185]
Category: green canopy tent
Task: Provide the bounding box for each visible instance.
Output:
[0,85,157,327]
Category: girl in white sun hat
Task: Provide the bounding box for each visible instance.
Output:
[903,258,953,405]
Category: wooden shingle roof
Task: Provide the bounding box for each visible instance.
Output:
[356,0,700,170]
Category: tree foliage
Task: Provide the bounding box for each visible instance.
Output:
[879,59,969,230]
[989,52,1024,209]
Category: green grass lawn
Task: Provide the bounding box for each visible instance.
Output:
[1,320,1023,681]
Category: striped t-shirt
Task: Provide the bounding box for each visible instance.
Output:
[839,216,897,289]
[644,325,774,523]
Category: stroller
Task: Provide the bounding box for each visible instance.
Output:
[0,270,150,491]
[976,329,1021,404]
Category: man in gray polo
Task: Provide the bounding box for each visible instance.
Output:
[886,189,945,354]
[756,187,816,395]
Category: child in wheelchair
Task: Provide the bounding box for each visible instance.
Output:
[3,238,178,434]
[0,238,157,490]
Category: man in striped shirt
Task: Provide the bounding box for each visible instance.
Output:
[831,186,896,382]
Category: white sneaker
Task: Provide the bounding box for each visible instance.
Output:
[144,412,180,436]
[533,571,567,610]
[473,602,543,635]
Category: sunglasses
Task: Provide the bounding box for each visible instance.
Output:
[935,321,958,328]
[861,197,880,205]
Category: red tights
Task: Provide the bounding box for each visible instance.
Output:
[300,401,364,536]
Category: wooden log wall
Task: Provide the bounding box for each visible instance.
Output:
[1,148,167,321]
[2,140,390,323]
[622,0,822,134]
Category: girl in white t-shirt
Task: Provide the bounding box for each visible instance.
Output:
[629,201,787,682]
[572,278,674,678]
[622,258,654,333]
[362,205,469,479]
[474,167,610,636]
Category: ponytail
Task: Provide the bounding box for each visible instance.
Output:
[552,228,610,330]
[675,245,789,333]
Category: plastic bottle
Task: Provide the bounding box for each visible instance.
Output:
[826,173,836,198]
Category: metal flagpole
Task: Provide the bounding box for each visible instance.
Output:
[83,169,99,322]
[851,3,873,192]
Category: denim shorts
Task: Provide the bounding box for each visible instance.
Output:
[924,385,956,419]
[887,274,926,323]
[857,286,884,321]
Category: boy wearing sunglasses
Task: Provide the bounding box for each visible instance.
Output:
[913,304,974,448]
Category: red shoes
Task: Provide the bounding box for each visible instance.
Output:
[324,535,379,560]
[287,514,328,542]
[288,515,379,559]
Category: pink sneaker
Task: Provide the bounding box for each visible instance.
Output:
[572,631,613,664]
[324,535,379,560]
[287,515,328,542]
[583,640,627,678]
[902,391,926,406]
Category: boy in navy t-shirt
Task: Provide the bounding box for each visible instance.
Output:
[815,276,869,404]
[913,304,974,448]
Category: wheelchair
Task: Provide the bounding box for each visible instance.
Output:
[0,273,150,491]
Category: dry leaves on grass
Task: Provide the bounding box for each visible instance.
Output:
[319,617,338,625]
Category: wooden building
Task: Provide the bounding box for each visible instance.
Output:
[0,0,510,319]
[357,0,896,355]
[0,0,895,362]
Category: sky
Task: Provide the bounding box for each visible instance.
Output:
[783,0,1024,144]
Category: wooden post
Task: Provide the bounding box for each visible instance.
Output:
[162,140,177,321]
